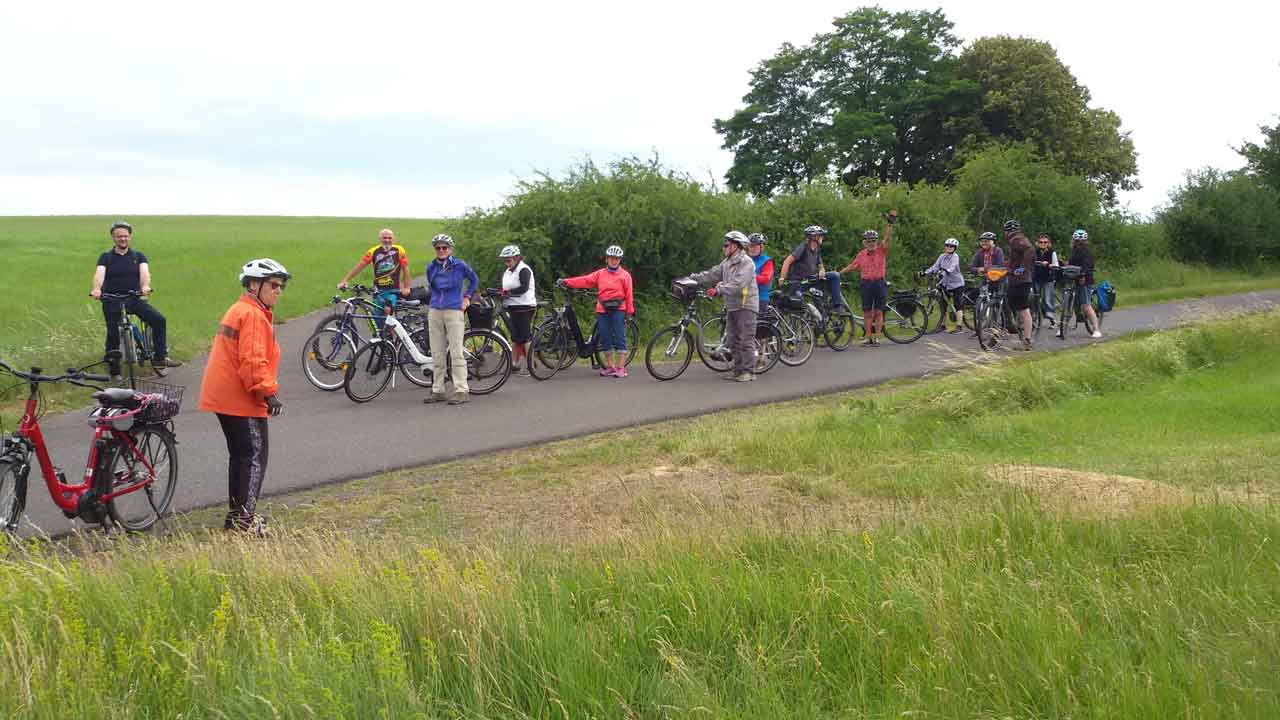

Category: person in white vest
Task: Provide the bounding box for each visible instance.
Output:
[497,245,537,374]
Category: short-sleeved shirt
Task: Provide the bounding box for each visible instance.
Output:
[786,242,822,282]
[848,245,887,281]
[362,244,409,289]
[97,249,147,294]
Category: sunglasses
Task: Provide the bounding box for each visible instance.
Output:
[434,245,451,250]
[267,281,286,291]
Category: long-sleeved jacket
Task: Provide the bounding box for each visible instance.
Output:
[198,294,280,418]
[562,266,635,314]
[970,246,1005,274]
[426,257,479,310]
[1006,232,1035,286]
[924,252,965,290]
[689,249,759,312]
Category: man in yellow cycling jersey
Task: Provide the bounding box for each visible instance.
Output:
[337,228,411,327]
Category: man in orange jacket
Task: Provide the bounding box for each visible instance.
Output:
[199,258,289,535]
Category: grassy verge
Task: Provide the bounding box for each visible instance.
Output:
[2,310,1278,718]
[1106,257,1280,306]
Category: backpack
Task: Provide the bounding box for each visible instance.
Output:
[1095,280,1116,313]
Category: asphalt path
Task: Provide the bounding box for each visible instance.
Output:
[17,289,1280,535]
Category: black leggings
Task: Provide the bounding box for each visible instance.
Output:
[216,414,269,526]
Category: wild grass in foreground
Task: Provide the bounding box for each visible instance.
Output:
[1,310,1279,718]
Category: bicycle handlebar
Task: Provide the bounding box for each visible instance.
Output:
[0,360,110,386]
[98,290,149,301]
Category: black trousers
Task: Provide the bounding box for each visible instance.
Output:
[102,296,169,361]
[216,414,269,526]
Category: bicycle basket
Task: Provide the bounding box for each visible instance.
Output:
[772,291,804,311]
[670,278,699,302]
[985,268,1008,282]
[1059,264,1082,280]
[467,296,495,329]
[134,380,184,424]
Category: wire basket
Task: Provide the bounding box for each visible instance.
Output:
[135,380,184,423]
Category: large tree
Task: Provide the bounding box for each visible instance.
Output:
[715,7,978,196]
[957,36,1139,203]
[1238,121,1280,193]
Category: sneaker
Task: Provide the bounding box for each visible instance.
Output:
[151,365,168,378]
[947,327,962,334]
[155,357,184,368]
[862,338,874,346]
[612,366,628,378]
[513,367,530,377]
[1022,338,1034,351]
[111,373,125,384]
[1091,330,1102,339]
[423,393,447,404]
[448,392,470,405]
[599,367,614,377]
[734,372,754,382]
[1045,316,1056,327]
[721,372,740,381]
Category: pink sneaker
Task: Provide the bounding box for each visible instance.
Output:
[613,366,628,378]
[599,366,614,377]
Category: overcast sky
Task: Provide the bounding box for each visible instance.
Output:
[2,1,1277,219]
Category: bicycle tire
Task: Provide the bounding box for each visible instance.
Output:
[697,313,733,372]
[883,298,925,344]
[777,312,815,367]
[0,458,27,533]
[825,309,855,351]
[301,327,358,391]
[1057,287,1074,339]
[753,321,782,374]
[344,340,396,403]
[589,315,640,369]
[528,320,571,380]
[976,299,1001,351]
[142,324,156,364]
[462,329,512,395]
[645,325,693,381]
[922,294,945,334]
[398,328,434,388]
[107,426,178,532]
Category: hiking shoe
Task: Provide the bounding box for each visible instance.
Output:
[423,393,447,404]
[1021,338,1034,351]
[448,392,470,405]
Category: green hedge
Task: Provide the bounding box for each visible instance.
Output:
[1160,168,1280,268]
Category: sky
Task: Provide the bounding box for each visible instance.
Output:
[2,1,1277,220]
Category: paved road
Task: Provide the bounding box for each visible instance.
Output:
[17,290,1279,534]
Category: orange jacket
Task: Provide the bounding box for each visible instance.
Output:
[198,294,280,418]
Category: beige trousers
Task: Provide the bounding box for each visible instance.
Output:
[428,308,468,395]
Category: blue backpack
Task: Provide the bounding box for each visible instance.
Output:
[1094,280,1116,313]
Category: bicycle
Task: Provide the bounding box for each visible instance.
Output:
[778,277,856,350]
[526,286,640,380]
[1055,266,1105,340]
[303,285,431,391]
[0,361,180,533]
[343,304,512,402]
[915,271,978,334]
[644,279,781,381]
[761,301,816,367]
[98,290,158,389]
[972,269,1039,351]
[478,288,541,342]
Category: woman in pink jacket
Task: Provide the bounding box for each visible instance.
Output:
[557,245,635,377]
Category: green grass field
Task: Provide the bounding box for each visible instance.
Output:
[2,310,1278,718]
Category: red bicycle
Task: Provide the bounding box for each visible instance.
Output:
[0,360,181,533]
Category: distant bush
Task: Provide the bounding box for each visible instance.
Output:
[1159,168,1280,268]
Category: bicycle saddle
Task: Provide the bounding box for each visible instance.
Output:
[400,300,423,308]
[92,388,142,408]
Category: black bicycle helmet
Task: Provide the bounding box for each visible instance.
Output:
[109,221,133,236]
[1002,219,1021,233]
[979,231,997,242]
[747,232,766,246]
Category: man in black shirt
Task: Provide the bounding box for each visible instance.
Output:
[89,222,182,379]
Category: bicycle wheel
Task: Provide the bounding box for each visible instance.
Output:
[107,426,178,532]
[697,313,733,372]
[1030,295,1044,340]
[142,324,156,364]
[462,330,511,395]
[883,298,925,344]
[344,340,396,403]
[825,308,855,351]
[976,300,1002,351]
[398,328,434,388]
[922,294,944,334]
[528,320,571,380]
[753,321,782,374]
[589,315,641,369]
[0,458,27,533]
[645,325,693,381]
[1057,288,1074,339]
[301,327,358,391]
[777,312,815,367]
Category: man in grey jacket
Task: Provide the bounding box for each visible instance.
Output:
[688,230,760,382]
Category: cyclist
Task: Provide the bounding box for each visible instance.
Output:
[497,244,537,375]
[839,209,897,346]
[198,258,289,536]
[921,237,965,333]
[969,231,1005,278]
[336,228,410,329]
[1068,228,1103,338]
[747,233,774,305]
[89,221,182,380]
[1034,233,1060,326]
[687,230,760,382]
[1003,219,1036,351]
[423,234,480,405]
[779,225,848,309]
[558,245,635,378]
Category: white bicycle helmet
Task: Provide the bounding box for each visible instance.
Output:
[605,245,624,258]
[723,230,750,248]
[747,232,766,246]
[803,225,827,238]
[1072,228,1089,241]
[498,244,521,258]
[944,237,959,247]
[239,258,291,285]
[432,233,455,248]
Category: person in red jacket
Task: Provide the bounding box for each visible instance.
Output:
[557,245,635,377]
[198,258,288,535]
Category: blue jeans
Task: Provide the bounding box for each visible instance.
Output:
[102,296,169,362]
[596,310,627,352]
[373,289,401,331]
[823,271,848,308]
[1036,281,1056,317]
